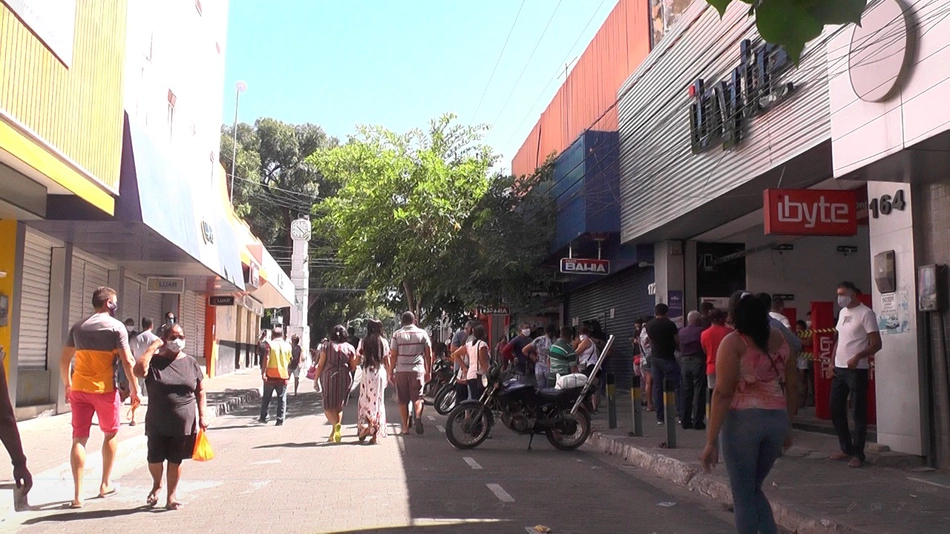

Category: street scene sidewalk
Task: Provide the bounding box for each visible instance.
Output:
[588,395,950,534]
[0,369,263,522]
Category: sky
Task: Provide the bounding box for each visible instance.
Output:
[221,0,619,173]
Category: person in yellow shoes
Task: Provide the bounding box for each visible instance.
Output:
[259,327,293,426]
[313,325,359,442]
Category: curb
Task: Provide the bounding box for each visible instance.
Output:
[0,388,261,521]
[589,431,865,534]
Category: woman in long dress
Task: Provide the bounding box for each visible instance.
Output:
[313,325,358,443]
[356,319,389,444]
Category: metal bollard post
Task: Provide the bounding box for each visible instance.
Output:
[629,375,643,437]
[664,378,676,448]
[607,373,617,429]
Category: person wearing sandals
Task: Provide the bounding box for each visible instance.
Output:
[313,325,358,443]
[134,323,208,511]
[356,319,390,444]
[701,292,797,534]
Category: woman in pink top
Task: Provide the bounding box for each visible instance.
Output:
[700,292,798,534]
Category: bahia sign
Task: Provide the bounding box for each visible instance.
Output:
[560,258,610,275]
[763,189,858,236]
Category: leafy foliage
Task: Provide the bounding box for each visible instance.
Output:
[706,0,867,62]
[313,114,556,325]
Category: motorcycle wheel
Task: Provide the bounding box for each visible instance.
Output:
[434,385,457,415]
[545,407,592,451]
[445,404,492,449]
[423,380,440,405]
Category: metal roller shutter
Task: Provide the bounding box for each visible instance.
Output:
[68,254,110,329]
[143,290,164,329]
[122,278,143,328]
[181,291,206,361]
[17,234,52,370]
[565,266,655,388]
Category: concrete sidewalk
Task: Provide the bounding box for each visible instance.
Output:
[0,369,263,522]
[588,397,950,534]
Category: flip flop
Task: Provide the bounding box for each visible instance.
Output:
[165,502,184,511]
[98,486,119,499]
[63,501,83,509]
[146,492,160,507]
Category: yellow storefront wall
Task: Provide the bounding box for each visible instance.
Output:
[0,220,17,378]
[0,0,128,213]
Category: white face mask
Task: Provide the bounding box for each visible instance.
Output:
[166,338,186,354]
[521,329,531,337]
[580,335,589,341]
[837,295,852,308]
[126,325,134,333]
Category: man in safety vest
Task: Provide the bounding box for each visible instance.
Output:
[259,327,293,426]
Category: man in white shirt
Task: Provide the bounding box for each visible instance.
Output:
[768,296,792,329]
[130,318,161,400]
[830,282,882,468]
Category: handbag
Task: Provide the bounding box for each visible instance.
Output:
[306,366,317,380]
[192,429,214,461]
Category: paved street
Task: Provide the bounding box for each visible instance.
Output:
[9,386,737,534]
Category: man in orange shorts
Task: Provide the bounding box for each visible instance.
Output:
[59,286,140,509]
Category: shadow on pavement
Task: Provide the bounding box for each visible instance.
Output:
[20,505,152,524]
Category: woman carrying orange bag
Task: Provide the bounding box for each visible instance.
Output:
[133,323,208,511]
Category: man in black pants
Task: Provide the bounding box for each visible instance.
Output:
[830,282,881,468]
[645,303,681,425]
[677,311,707,430]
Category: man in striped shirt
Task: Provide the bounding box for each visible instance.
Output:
[547,326,579,387]
[390,311,432,435]
[60,286,139,509]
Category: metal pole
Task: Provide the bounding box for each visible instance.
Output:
[229,89,240,203]
[664,378,676,448]
[607,373,617,429]
[629,375,643,437]
[572,335,614,415]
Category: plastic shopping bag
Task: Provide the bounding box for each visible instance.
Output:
[192,429,214,462]
[555,373,588,390]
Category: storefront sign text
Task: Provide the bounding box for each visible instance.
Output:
[689,39,795,154]
[868,190,907,219]
[763,189,858,236]
[146,277,185,294]
[560,258,610,275]
[477,306,510,316]
[209,296,235,306]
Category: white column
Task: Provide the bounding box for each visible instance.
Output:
[288,217,311,352]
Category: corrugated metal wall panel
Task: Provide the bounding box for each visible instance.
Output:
[511,0,651,177]
[143,290,164,330]
[617,1,835,243]
[565,266,655,388]
[0,1,128,191]
[181,291,206,361]
[17,234,52,369]
[123,277,143,327]
[68,254,111,329]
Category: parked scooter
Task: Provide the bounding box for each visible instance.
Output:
[445,336,614,451]
[423,357,454,405]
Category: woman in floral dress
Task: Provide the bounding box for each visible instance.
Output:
[356,319,389,444]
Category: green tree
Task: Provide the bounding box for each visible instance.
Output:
[220,118,338,249]
[706,0,867,62]
[313,114,496,324]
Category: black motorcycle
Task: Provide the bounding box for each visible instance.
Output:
[433,374,459,415]
[444,364,594,451]
[423,357,454,405]
[445,334,614,452]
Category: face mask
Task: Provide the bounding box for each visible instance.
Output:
[166,338,186,353]
[106,302,117,317]
[126,325,134,333]
[521,329,531,337]
[580,335,589,341]
[166,317,176,325]
[837,295,852,308]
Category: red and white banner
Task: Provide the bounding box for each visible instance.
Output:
[560,258,610,275]
[763,189,858,236]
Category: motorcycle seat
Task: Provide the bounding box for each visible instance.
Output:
[538,387,580,402]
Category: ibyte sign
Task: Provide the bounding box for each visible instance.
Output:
[764,189,857,236]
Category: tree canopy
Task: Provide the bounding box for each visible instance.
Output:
[706,0,868,62]
[312,114,556,325]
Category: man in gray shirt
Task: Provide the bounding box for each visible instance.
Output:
[390,312,432,435]
[131,318,161,400]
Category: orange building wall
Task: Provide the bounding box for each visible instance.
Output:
[511,0,651,177]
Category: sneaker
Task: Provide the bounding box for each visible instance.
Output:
[657,421,665,426]
[258,418,268,424]
[276,420,284,426]
[415,418,425,435]
[694,422,706,431]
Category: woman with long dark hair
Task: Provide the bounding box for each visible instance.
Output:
[356,319,389,444]
[313,324,358,443]
[700,292,797,534]
[464,324,491,400]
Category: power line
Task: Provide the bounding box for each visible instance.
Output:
[470,0,527,123]
[489,0,564,128]
[501,0,608,153]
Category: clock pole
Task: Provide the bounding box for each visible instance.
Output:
[289,216,311,354]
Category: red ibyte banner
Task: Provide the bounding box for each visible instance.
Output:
[763,189,858,236]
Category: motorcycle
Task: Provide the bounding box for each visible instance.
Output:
[423,357,454,405]
[433,374,459,415]
[445,335,614,452]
